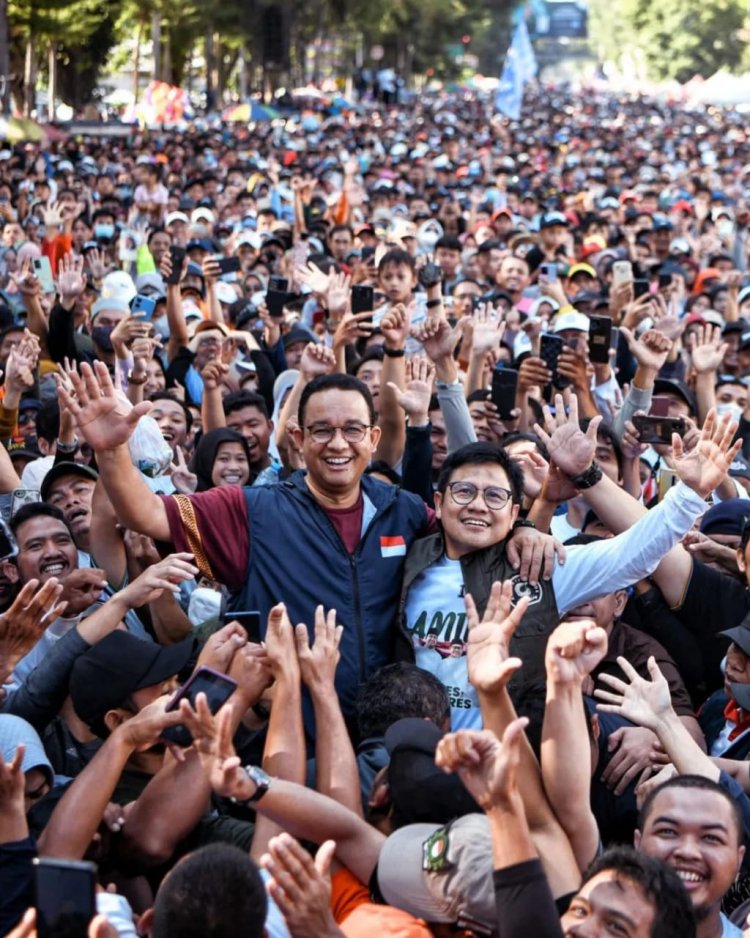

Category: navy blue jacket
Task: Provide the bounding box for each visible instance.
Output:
[231,472,431,718]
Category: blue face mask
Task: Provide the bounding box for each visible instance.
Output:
[94,224,115,241]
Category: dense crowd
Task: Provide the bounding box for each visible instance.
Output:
[0,84,750,937]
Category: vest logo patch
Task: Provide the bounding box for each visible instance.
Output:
[380,535,406,558]
[509,575,543,607]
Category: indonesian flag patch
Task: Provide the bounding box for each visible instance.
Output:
[380,535,406,558]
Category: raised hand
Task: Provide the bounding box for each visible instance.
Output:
[57,253,86,304]
[294,605,343,693]
[169,445,198,493]
[264,602,301,682]
[464,580,529,694]
[326,269,352,317]
[469,305,504,357]
[0,578,67,681]
[332,312,373,352]
[58,568,108,616]
[594,655,674,732]
[518,354,552,392]
[121,552,199,607]
[545,619,608,686]
[413,315,461,363]
[386,356,435,421]
[295,261,330,297]
[380,302,411,350]
[435,718,529,811]
[671,408,742,497]
[688,324,727,375]
[179,697,253,800]
[57,360,152,451]
[299,342,336,381]
[0,743,26,815]
[534,392,601,480]
[110,311,151,356]
[85,246,108,282]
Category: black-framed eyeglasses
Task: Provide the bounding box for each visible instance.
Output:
[447,481,512,511]
[305,423,372,444]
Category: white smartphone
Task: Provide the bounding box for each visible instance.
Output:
[32,256,55,294]
[612,260,633,287]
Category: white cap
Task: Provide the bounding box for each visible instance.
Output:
[165,211,189,227]
[237,232,261,250]
[215,281,238,304]
[551,310,590,334]
[101,270,136,304]
[191,207,215,225]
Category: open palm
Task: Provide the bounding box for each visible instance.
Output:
[465,580,529,693]
[594,656,673,732]
[535,393,601,479]
[672,408,742,497]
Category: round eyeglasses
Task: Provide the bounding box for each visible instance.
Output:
[447,481,512,511]
[305,423,372,444]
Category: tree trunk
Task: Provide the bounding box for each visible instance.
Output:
[47,42,55,120]
[0,0,10,115]
[23,35,36,117]
[205,29,214,109]
[152,12,162,80]
[133,17,144,104]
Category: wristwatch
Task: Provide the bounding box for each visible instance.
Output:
[56,437,79,454]
[230,765,271,805]
[572,460,603,490]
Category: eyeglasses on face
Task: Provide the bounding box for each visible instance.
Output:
[447,480,512,511]
[305,423,372,444]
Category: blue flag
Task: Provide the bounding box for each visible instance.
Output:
[495,17,537,120]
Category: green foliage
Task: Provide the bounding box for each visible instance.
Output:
[589,0,746,81]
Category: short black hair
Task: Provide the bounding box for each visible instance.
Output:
[351,347,384,377]
[298,373,375,428]
[377,248,416,275]
[583,846,696,938]
[152,844,267,938]
[435,235,462,252]
[149,391,193,431]
[11,502,71,540]
[436,442,524,505]
[356,663,450,739]
[365,460,402,485]
[466,389,490,405]
[501,430,550,462]
[35,400,60,445]
[222,390,269,420]
[637,774,744,846]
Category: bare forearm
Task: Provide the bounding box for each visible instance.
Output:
[311,685,362,815]
[264,676,305,784]
[0,438,21,492]
[0,805,27,845]
[466,354,486,395]
[655,712,719,781]
[201,386,226,433]
[39,731,132,858]
[694,373,716,428]
[527,497,557,534]
[487,797,537,870]
[148,592,192,645]
[277,374,307,450]
[375,353,406,466]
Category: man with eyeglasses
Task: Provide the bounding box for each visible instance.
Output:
[398,400,741,730]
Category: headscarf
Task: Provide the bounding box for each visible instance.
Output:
[269,368,299,462]
[191,427,252,491]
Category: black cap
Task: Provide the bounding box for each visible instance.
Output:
[41,462,98,502]
[384,718,479,825]
[70,632,195,737]
[652,378,696,415]
[720,611,750,658]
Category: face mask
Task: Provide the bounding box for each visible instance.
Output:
[188,587,224,627]
[717,402,743,423]
[94,223,114,241]
[192,224,209,239]
[91,323,115,351]
[152,312,170,341]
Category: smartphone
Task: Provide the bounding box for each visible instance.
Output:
[217,256,241,275]
[162,666,238,747]
[361,246,375,263]
[539,262,557,284]
[612,260,633,286]
[268,276,289,292]
[266,289,288,319]
[588,315,613,364]
[610,326,619,351]
[633,278,650,299]
[130,294,156,320]
[649,396,671,417]
[0,515,18,559]
[34,857,97,938]
[657,467,679,501]
[167,246,186,286]
[539,333,568,389]
[418,262,442,289]
[632,414,687,445]
[228,610,262,640]
[351,284,374,314]
[658,272,673,290]
[32,256,55,294]
[11,488,41,516]
[491,367,518,420]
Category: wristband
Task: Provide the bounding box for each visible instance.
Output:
[56,437,79,454]
[557,304,574,315]
[383,345,406,358]
[571,460,603,490]
[426,298,442,310]
[127,375,147,385]
[512,518,537,531]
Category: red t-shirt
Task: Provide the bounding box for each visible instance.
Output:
[160,484,436,589]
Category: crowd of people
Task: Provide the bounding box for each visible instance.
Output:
[0,83,750,935]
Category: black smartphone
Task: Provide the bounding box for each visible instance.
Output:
[361,246,375,263]
[491,367,518,420]
[632,414,687,445]
[229,610,262,640]
[266,290,288,318]
[539,333,569,389]
[0,515,18,559]
[658,272,673,290]
[633,278,650,299]
[217,256,241,275]
[167,246,186,285]
[588,315,613,364]
[34,857,97,938]
[351,284,374,314]
[268,276,289,292]
[161,666,238,747]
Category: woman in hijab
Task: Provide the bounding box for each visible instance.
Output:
[191,428,253,491]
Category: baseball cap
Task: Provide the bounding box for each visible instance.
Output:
[376,815,495,930]
[70,631,195,736]
[91,296,131,320]
[699,499,750,537]
[282,325,317,349]
[165,211,190,227]
[41,461,98,503]
[215,281,238,305]
[539,211,569,230]
[551,311,591,334]
[567,263,597,280]
[237,232,262,250]
[101,270,136,304]
[384,719,479,826]
[652,378,696,414]
[135,273,167,298]
[669,238,691,256]
[580,236,608,259]
[730,455,750,482]
[191,207,215,225]
[738,286,750,307]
